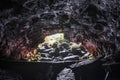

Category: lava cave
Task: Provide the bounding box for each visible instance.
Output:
[0,0,120,80]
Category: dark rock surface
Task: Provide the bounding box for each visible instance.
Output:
[0,68,22,80]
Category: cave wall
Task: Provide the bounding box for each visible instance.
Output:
[0,0,119,61]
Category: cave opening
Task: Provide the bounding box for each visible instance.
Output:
[0,0,119,80]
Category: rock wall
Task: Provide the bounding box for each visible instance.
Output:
[0,0,119,62]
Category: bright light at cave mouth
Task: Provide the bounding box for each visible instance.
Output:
[24,32,97,62]
[44,33,64,45]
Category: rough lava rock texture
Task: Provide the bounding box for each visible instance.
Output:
[57,68,75,80]
[0,0,119,62]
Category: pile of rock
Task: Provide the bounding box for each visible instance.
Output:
[27,40,93,62]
